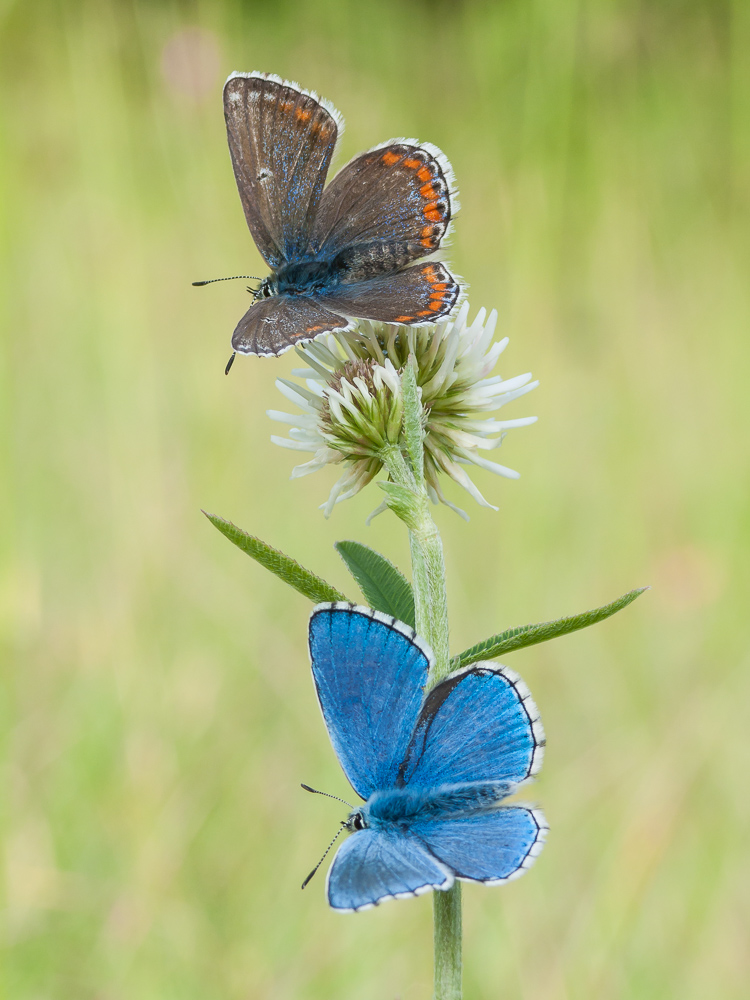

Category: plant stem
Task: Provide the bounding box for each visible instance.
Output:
[407,502,462,999]
[433,883,463,1000]
[381,381,463,999]
[379,446,451,685]
[409,514,451,685]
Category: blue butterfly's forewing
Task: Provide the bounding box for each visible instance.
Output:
[326,826,452,911]
[399,664,545,790]
[409,806,548,883]
[308,604,432,800]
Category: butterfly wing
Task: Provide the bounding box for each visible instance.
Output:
[316,261,460,324]
[327,826,452,911]
[223,72,341,268]
[309,605,432,800]
[410,806,548,884]
[399,663,545,789]
[231,296,352,357]
[310,141,458,271]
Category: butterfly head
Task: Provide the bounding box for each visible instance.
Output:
[251,277,273,300]
[344,808,368,833]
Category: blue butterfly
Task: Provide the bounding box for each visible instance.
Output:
[222,72,461,357]
[307,603,547,911]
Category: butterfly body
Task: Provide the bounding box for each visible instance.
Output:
[308,603,547,912]
[262,258,335,298]
[222,73,462,356]
[263,243,413,300]
[348,780,517,832]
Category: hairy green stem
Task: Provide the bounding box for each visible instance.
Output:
[381,383,463,999]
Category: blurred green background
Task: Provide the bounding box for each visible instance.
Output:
[3,0,749,997]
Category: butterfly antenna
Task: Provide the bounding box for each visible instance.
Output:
[225,352,237,375]
[301,823,347,890]
[192,275,261,286]
[300,783,353,808]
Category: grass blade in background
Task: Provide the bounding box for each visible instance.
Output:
[335,540,416,626]
[205,512,348,604]
[451,587,648,669]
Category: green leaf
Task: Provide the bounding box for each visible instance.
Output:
[377,480,421,528]
[335,540,416,627]
[204,512,348,604]
[401,360,424,481]
[451,587,649,669]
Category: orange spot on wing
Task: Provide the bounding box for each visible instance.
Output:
[420,183,438,199]
[423,204,444,223]
[295,107,311,122]
[417,166,432,182]
[423,266,438,282]
[429,300,443,312]
[403,158,422,170]
[382,151,400,166]
[394,315,413,322]
[418,309,432,316]
[421,225,438,248]
[432,282,448,292]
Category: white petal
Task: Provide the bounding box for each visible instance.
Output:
[365,499,389,525]
[463,450,520,479]
[325,393,346,425]
[444,460,499,510]
[270,435,318,452]
[478,416,538,431]
[474,372,533,394]
[288,427,318,442]
[275,378,319,407]
[494,380,540,405]
[290,458,329,478]
[266,409,316,428]
[291,366,327,380]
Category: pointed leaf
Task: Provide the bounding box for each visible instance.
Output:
[335,540,415,627]
[204,512,348,604]
[451,588,648,669]
[401,360,424,481]
[377,480,421,528]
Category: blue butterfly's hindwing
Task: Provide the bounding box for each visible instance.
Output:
[326,826,452,912]
[222,74,463,357]
[409,806,548,884]
[307,605,548,911]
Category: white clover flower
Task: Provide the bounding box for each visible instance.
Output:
[267,302,538,517]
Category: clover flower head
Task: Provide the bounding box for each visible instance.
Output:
[267,302,538,517]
